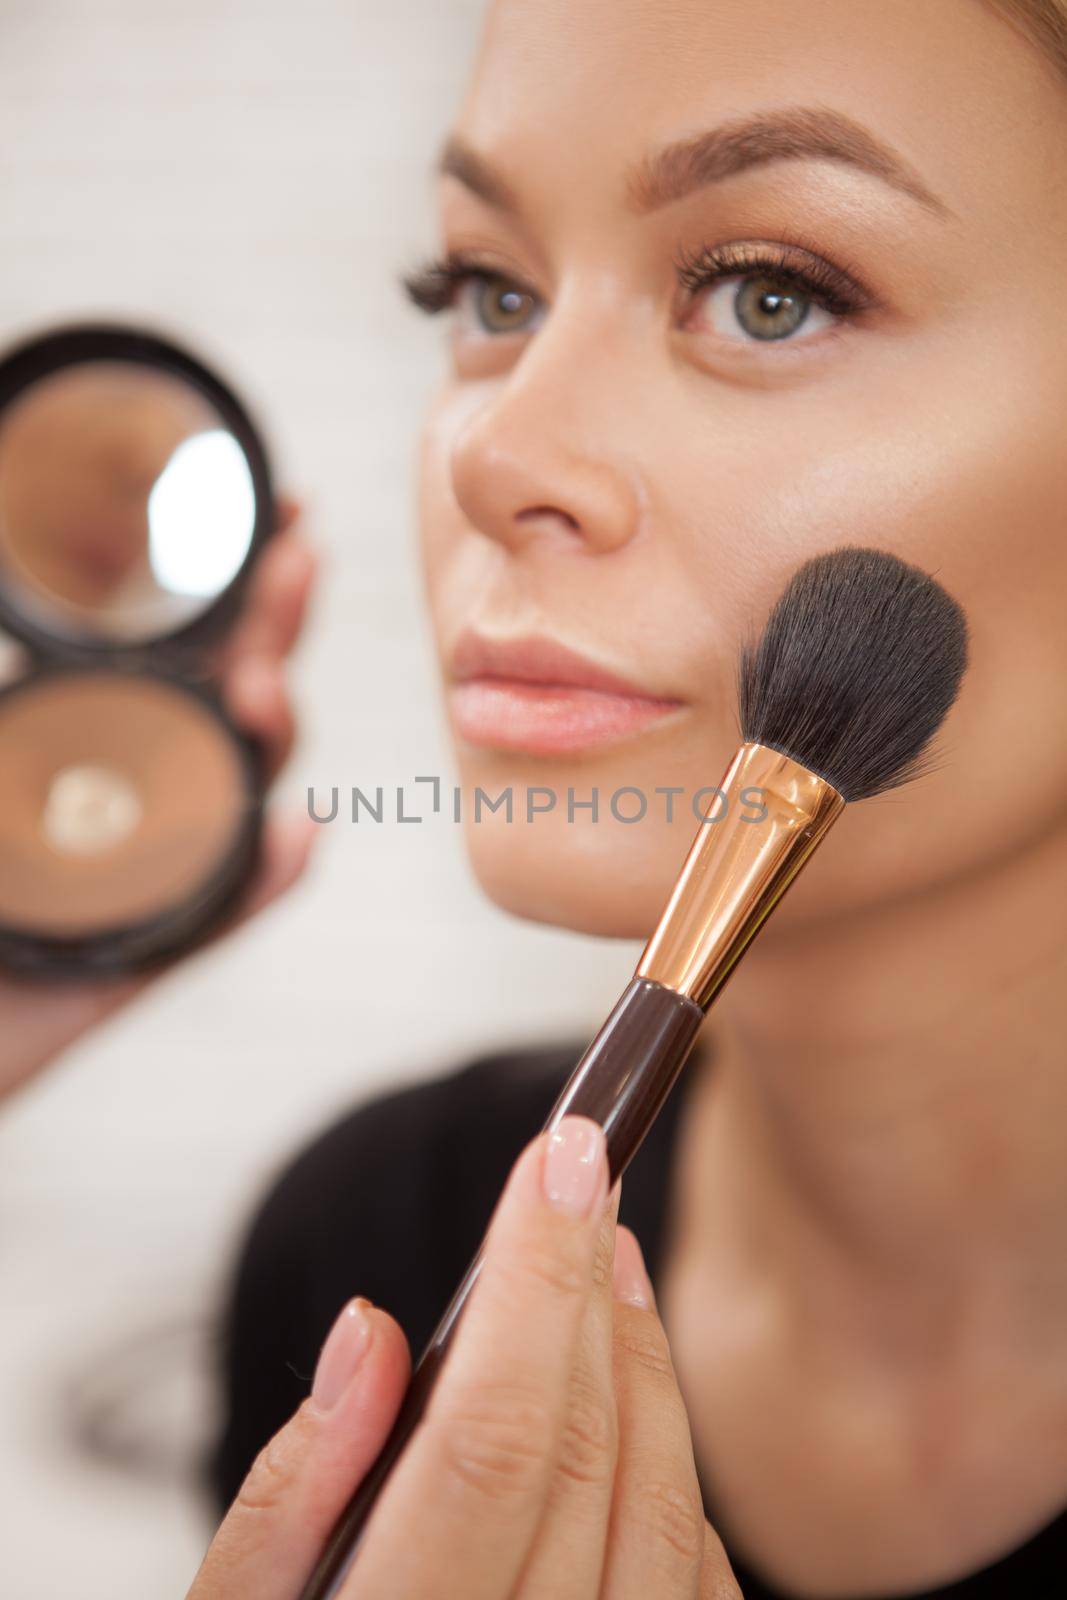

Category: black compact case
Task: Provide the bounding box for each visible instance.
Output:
[0,322,279,978]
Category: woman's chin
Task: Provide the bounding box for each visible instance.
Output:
[458,783,1004,947]
[456,777,887,941]
[461,812,679,940]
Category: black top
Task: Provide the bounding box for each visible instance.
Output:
[209,1044,1066,1598]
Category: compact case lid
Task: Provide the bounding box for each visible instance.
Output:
[0,322,275,667]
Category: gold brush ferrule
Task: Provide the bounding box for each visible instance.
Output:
[636,742,845,1012]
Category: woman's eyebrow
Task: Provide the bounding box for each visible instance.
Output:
[439,105,954,223]
[437,138,521,213]
[627,106,954,219]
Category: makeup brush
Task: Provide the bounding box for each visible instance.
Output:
[298,545,968,1600]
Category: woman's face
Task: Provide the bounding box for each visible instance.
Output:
[415,0,1067,940]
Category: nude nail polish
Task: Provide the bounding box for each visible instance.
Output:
[543,1116,607,1216]
[310,1298,372,1412]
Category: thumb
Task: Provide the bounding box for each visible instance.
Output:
[700,1522,745,1599]
[188,1299,410,1600]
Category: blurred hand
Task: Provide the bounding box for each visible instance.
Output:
[0,496,318,1102]
[189,1120,741,1600]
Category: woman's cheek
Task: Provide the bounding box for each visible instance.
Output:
[734,347,1067,919]
[415,327,1067,936]
[416,387,457,593]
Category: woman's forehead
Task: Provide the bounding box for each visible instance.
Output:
[453,0,1066,223]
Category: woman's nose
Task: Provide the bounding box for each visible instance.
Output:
[449,339,643,557]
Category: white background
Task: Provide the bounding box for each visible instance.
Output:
[0,4,630,1593]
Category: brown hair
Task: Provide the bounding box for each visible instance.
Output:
[985,0,1067,76]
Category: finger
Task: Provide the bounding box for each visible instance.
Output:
[230,809,317,923]
[274,492,302,533]
[225,527,317,666]
[188,809,316,965]
[516,1182,621,1599]
[351,1117,610,1600]
[222,653,295,777]
[601,1228,706,1600]
[85,808,312,979]
[220,808,316,931]
[188,1300,410,1600]
[700,1524,744,1600]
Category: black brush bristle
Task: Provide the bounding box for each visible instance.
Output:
[737,547,968,802]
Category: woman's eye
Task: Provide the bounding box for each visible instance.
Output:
[457,274,542,337]
[697,273,836,343]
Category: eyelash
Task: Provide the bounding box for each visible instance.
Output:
[401,250,529,314]
[400,239,874,327]
[675,238,873,319]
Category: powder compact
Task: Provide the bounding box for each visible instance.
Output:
[0,322,277,977]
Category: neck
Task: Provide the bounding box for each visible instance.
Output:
[685,818,1067,1351]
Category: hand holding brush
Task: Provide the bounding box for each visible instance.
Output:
[295,545,968,1600]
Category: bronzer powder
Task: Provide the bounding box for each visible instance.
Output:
[0,321,276,976]
[0,673,250,935]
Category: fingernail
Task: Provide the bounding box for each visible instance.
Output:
[613,1229,655,1310]
[236,655,279,709]
[310,1298,373,1412]
[277,536,313,583]
[543,1117,607,1217]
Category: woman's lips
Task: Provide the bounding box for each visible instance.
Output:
[449,632,683,755]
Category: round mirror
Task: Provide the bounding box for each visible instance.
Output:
[0,359,258,645]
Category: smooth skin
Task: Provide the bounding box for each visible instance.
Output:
[10,0,1067,1595]
[409,0,1067,1594]
[189,1120,739,1600]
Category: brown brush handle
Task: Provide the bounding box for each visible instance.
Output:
[297,977,704,1600]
